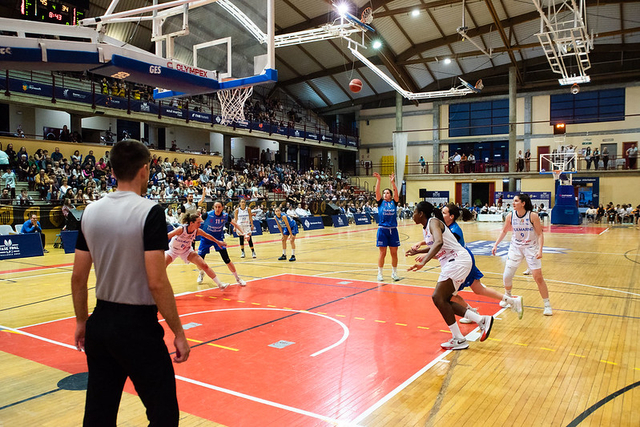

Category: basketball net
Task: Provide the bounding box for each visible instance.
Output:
[217,86,253,125]
[552,170,562,181]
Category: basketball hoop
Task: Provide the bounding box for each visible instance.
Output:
[361,7,373,24]
[217,86,253,125]
[552,170,562,181]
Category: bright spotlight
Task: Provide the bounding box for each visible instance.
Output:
[444,58,452,65]
[372,40,382,49]
[336,3,349,17]
[411,9,420,17]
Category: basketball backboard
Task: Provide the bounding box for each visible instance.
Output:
[151,0,276,99]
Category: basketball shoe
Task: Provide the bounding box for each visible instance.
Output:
[237,278,247,287]
[240,250,245,258]
[479,315,494,342]
[278,255,287,260]
[543,303,553,316]
[197,270,205,284]
[511,296,524,319]
[218,282,229,290]
[441,337,469,350]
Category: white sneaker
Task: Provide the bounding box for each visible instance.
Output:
[218,282,229,290]
[240,251,245,258]
[391,272,401,281]
[523,269,531,275]
[511,296,524,320]
[377,273,383,282]
[252,251,256,259]
[479,316,494,342]
[543,305,553,316]
[197,270,205,284]
[460,307,477,324]
[441,337,469,350]
[237,278,247,287]
[499,299,510,308]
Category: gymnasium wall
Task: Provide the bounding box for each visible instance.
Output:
[356,174,640,208]
[359,83,640,165]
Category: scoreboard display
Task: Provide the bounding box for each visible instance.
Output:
[20,0,87,25]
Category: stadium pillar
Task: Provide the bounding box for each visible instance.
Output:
[509,66,517,191]
[147,124,158,148]
[223,134,232,168]
[433,102,440,174]
[70,114,82,139]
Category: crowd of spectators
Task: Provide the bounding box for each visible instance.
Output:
[0,141,376,222]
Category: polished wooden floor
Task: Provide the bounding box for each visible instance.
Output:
[1,219,639,426]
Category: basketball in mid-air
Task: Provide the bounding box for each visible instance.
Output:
[349,79,363,93]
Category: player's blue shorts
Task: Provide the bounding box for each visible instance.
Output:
[283,221,298,236]
[459,248,484,290]
[376,227,400,247]
[197,235,225,256]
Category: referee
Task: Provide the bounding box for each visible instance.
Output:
[71,139,189,426]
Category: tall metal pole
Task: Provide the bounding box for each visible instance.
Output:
[509,66,517,191]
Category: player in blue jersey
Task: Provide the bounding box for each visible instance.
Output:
[439,204,523,322]
[274,206,298,261]
[197,201,248,287]
[373,172,400,282]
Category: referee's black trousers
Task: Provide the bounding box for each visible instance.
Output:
[83,300,179,427]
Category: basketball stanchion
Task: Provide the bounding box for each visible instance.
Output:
[217,86,254,125]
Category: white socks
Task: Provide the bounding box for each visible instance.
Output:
[378,267,383,275]
[448,322,464,340]
[464,309,483,324]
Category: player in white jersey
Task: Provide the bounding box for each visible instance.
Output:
[492,193,552,315]
[406,202,494,350]
[234,199,256,259]
[165,213,229,290]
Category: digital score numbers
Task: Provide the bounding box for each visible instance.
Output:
[21,0,85,25]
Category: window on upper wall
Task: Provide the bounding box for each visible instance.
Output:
[550,88,625,125]
[449,99,509,137]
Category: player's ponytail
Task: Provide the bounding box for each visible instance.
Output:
[445,203,474,222]
[416,201,445,222]
[516,193,534,212]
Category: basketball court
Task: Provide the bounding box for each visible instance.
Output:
[1,220,639,426]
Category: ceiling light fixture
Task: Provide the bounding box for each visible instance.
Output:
[411,9,420,17]
[336,3,349,17]
[372,40,382,49]
[444,58,452,65]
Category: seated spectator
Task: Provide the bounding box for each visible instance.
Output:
[51,146,63,162]
[17,188,33,206]
[21,213,47,252]
[538,204,549,222]
[0,188,11,205]
[35,169,51,199]
[59,125,72,142]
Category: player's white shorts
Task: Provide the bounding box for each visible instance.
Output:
[437,251,472,291]
[165,247,195,264]
[506,243,542,270]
